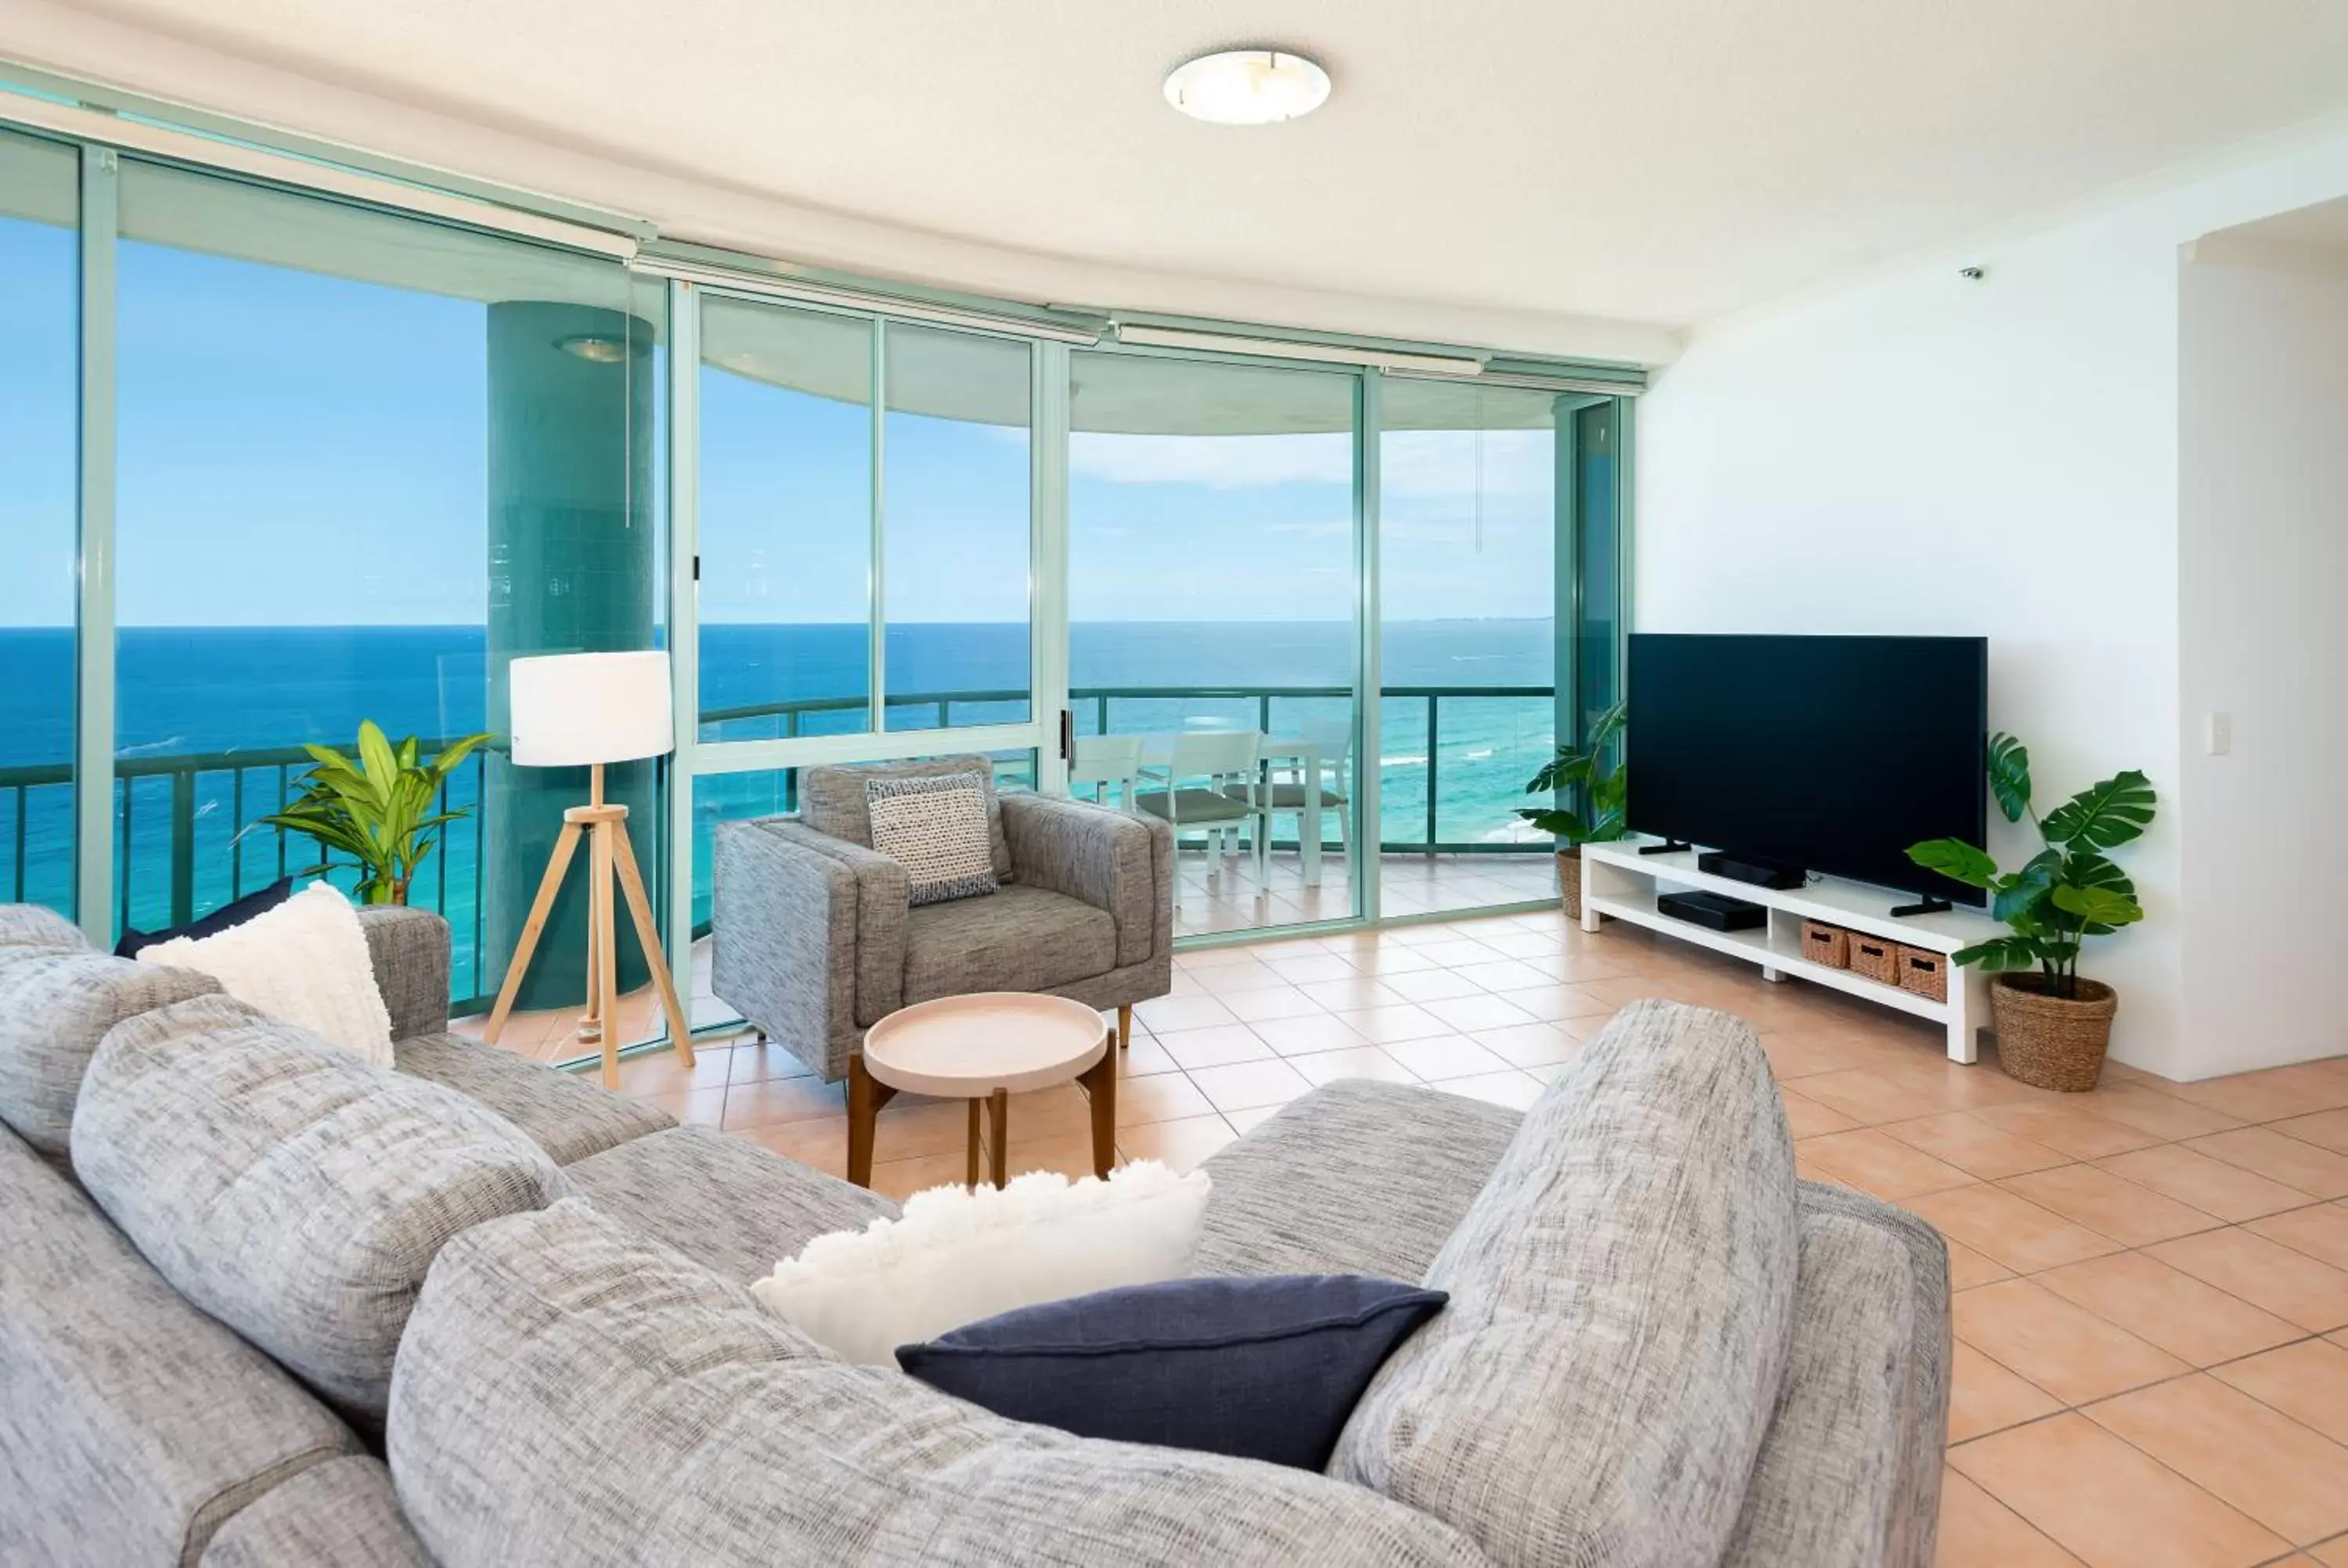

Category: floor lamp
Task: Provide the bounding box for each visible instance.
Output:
[484,651,694,1088]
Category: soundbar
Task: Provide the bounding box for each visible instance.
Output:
[1656,889,1767,932]
[1698,850,1808,891]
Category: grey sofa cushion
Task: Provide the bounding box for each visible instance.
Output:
[388,1200,1489,1568]
[0,901,88,951]
[904,883,1116,1004]
[355,906,452,1042]
[801,753,1014,881]
[1331,998,1801,1568]
[0,1124,361,1568]
[562,1123,896,1282]
[71,994,568,1422]
[1001,793,1164,968]
[1723,1185,1951,1568]
[394,1030,673,1166]
[199,1457,434,1568]
[1201,1078,1951,1568]
[0,943,221,1156]
[1196,1079,1521,1282]
[715,818,891,1058]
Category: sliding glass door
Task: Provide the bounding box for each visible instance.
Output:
[111,156,664,1046]
[683,290,1047,1027]
[1068,351,1362,937]
[0,129,77,919]
[1377,379,1568,918]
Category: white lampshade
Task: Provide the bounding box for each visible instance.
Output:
[508,651,674,768]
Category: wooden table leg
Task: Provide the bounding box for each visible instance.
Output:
[847,1053,896,1189]
[966,1099,981,1191]
[988,1089,1008,1189]
[1080,1050,1117,1179]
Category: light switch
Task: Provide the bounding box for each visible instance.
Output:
[2206,712,2232,756]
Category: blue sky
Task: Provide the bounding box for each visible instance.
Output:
[1,216,1556,631]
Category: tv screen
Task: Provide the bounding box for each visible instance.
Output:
[1626,634,1988,906]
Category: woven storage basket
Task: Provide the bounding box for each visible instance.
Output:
[1847,934,1900,985]
[1991,973,2117,1092]
[1800,920,1849,968]
[1896,945,1949,1002]
[1556,851,1584,922]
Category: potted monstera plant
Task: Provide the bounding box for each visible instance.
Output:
[1907,734,2155,1091]
[1518,701,1628,921]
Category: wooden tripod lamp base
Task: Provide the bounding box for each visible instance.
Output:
[484,651,693,1089]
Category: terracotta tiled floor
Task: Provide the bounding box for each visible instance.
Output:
[484,905,2348,1567]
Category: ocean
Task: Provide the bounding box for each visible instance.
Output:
[0,621,1556,987]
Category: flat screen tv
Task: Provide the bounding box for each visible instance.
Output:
[1626,635,1988,907]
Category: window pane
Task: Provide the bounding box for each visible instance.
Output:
[884,324,1032,731]
[1070,351,1358,937]
[115,161,663,1030]
[698,297,873,743]
[1379,379,1561,916]
[0,130,77,919]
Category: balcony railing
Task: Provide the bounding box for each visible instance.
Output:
[0,681,1555,1011]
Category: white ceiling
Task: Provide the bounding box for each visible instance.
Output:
[13,0,2348,351]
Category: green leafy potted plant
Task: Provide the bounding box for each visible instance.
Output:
[1906,733,2155,1091]
[250,721,492,905]
[1518,701,1628,921]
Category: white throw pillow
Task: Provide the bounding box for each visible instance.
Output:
[135,881,394,1069]
[753,1160,1212,1365]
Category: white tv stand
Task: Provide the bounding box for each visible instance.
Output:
[1579,838,2004,1063]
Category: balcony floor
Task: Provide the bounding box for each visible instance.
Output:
[1171,846,1558,936]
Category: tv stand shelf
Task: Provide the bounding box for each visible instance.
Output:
[1579,838,2004,1063]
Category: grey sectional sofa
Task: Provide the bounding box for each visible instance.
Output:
[0,901,1949,1567]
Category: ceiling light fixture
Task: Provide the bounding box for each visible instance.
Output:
[556,333,634,363]
[1163,49,1331,126]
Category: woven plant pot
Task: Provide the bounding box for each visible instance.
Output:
[1990,973,2118,1092]
[1557,851,1583,922]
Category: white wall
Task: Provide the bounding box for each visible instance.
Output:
[2177,250,2348,1074]
[1636,131,2348,1079]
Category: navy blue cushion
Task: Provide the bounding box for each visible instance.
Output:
[116,878,294,959]
[895,1274,1446,1469]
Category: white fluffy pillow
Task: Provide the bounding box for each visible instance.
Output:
[753,1161,1212,1365]
[135,881,394,1069]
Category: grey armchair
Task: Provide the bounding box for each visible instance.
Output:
[710,757,1176,1083]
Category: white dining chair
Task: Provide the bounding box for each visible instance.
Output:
[1246,727,1353,860]
[1070,734,1144,810]
[1133,730,1267,873]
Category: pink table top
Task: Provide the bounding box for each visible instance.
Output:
[860,991,1109,1098]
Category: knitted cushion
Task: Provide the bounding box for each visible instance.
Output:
[865,773,1001,907]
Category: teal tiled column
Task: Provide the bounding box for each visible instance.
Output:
[484,301,656,1009]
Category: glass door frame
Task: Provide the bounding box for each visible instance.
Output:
[1060,340,1376,939]
[663,279,1063,969]
[663,289,1638,990]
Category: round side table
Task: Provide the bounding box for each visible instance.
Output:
[849,993,1114,1190]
